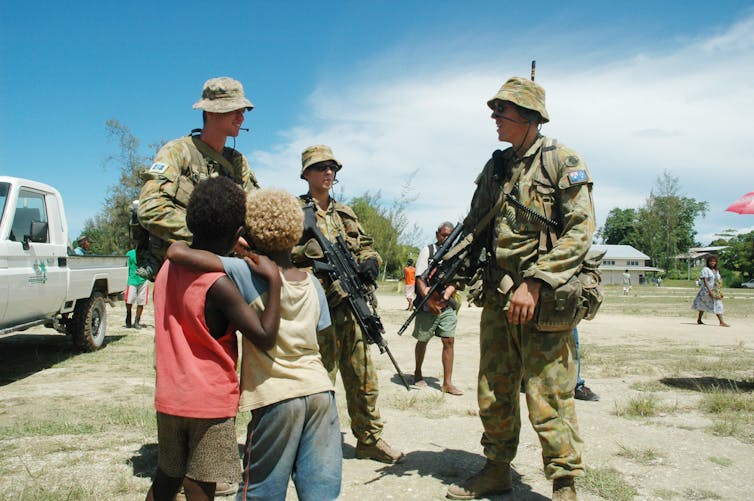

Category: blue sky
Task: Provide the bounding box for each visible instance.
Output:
[2,1,753,247]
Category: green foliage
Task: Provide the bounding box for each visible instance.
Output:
[349,174,421,278]
[718,230,754,286]
[630,171,708,273]
[81,119,151,254]
[597,207,637,244]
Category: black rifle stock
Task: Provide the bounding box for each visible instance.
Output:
[302,202,411,390]
[397,222,471,336]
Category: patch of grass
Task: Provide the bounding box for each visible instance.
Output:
[8,482,99,501]
[383,391,472,419]
[615,442,664,465]
[0,403,155,440]
[653,488,680,499]
[598,285,754,319]
[683,487,722,500]
[699,389,754,443]
[0,421,100,439]
[700,389,754,414]
[613,394,660,418]
[578,466,637,501]
[708,456,733,467]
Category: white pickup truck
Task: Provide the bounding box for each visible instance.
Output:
[0,176,128,351]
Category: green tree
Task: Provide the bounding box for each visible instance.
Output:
[597,207,637,244]
[81,119,150,254]
[632,171,708,275]
[718,230,754,286]
[349,174,421,278]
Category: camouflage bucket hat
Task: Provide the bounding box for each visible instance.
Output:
[192,77,254,113]
[487,77,549,123]
[300,145,342,179]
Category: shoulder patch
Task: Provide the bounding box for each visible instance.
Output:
[565,156,580,167]
[149,162,168,173]
[568,170,588,183]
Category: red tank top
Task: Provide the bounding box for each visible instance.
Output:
[153,261,239,418]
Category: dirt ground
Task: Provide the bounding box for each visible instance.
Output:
[1,291,752,500]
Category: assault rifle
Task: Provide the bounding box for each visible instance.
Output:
[302,202,411,390]
[397,222,475,336]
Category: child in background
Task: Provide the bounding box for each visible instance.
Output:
[146,178,281,501]
[125,247,148,329]
[167,188,341,501]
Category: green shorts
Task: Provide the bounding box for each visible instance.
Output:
[412,308,457,343]
[156,412,241,483]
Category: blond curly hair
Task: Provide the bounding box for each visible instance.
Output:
[245,188,304,253]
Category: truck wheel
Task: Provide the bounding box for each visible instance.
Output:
[71,292,107,351]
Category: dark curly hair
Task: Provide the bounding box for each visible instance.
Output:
[186,177,246,243]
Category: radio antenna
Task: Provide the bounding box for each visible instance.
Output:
[531,60,536,81]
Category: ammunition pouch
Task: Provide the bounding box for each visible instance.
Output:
[579,252,605,321]
[534,252,604,331]
[534,275,585,332]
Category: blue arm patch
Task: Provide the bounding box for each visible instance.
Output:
[568,170,588,184]
[149,162,168,173]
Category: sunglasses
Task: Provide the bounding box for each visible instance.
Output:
[492,103,527,125]
[310,162,340,172]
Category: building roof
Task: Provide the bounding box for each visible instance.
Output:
[589,244,650,260]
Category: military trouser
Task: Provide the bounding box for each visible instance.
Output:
[477,301,584,480]
[317,302,384,444]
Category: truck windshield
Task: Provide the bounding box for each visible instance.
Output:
[0,182,8,227]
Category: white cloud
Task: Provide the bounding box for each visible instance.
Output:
[253,13,754,246]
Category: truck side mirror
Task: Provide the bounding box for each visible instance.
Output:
[22,221,49,250]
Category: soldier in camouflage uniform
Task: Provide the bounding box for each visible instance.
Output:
[292,145,404,464]
[446,78,594,501]
[137,77,260,278]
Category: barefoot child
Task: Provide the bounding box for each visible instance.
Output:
[146,178,281,501]
[168,188,342,500]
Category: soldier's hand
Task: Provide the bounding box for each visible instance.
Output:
[507,278,541,325]
[358,257,380,284]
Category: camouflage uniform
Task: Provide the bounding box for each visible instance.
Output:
[292,195,386,445]
[139,135,259,259]
[463,80,595,483]
[138,77,259,263]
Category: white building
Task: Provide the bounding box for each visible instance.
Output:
[589,244,663,285]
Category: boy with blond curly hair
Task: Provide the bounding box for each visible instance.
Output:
[168,188,341,501]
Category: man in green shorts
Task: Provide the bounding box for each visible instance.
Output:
[412,221,463,396]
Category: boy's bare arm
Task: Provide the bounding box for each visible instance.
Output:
[208,276,279,351]
[166,241,223,272]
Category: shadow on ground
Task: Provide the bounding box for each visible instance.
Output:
[0,332,125,386]
[343,444,549,500]
[660,376,754,392]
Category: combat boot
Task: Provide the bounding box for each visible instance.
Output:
[552,477,578,501]
[446,460,511,500]
[355,438,404,464]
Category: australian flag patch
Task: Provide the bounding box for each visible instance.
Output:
[568,170,588,184]
[149,162,168,173]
